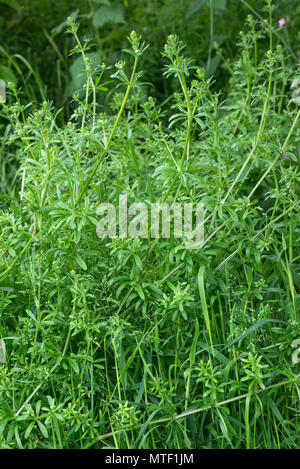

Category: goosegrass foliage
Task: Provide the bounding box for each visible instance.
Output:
[0,7,300,449]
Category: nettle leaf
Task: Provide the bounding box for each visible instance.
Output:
[93,3,125,29]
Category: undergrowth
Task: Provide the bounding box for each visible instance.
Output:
[0,2,299,449]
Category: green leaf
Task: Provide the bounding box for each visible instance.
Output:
[37,421,49,439]
[67,52,101,96]
[189,320,199,365]
[198,266,214,352]
[0,339,6,364]
[135,284,145,301]
[0,0,22,13]
[14,425,23,449]
[24,422,35,440]
[74,254,87,271]
[0,65,17,84]
[93,3,125,28]
[213,0,227,10]
[206,54,221,76]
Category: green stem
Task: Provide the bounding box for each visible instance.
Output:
[77,54,139,205]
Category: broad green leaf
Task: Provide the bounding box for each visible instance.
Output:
[93,4,125,28]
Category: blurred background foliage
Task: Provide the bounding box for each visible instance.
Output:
[1,0,300,116]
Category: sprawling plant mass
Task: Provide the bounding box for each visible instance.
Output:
[0,3,299,449]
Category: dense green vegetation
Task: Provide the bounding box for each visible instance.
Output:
[0,0,299,449]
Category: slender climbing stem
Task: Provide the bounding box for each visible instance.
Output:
[76,54,139,205]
